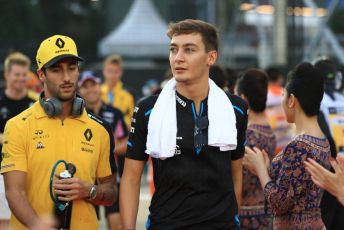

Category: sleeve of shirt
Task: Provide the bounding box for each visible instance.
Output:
[263,142,301,215]
[96,121,117,178]
[125,98,150,162]
[0,119,27,174]
[230,97,248,160]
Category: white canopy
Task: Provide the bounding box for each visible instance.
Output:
[98,0,169,58]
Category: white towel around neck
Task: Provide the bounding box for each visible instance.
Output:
[146,78,237,159]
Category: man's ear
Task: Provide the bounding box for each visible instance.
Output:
[289,94,296,108]
[207,50,217,66]
[37,69,45,83]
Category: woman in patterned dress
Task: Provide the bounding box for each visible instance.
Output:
[236,69,276,229]
[243,63,331,229]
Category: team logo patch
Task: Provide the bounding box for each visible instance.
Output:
[36,142,44,149]
[176,95,187,107]
[174,145,181,155]
[56,38,65,48]
[84,128,93,141]
[35,130,43,135]
[32,130,49,140]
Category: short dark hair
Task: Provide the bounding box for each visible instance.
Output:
[286,62,324,116]
[166,19,218,52]
[209,65,226,89]
[236,68,268,112]
[266,66,283,83]
[314,59,337,84]
[226,68,238,94]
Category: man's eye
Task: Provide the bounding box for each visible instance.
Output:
[170,47,177,53]
[186,48,194,53]
[69,65,77,71]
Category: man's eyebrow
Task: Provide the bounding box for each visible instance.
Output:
[169,43,197,47]
[183,43,197,47]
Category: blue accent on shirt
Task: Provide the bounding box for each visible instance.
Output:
[233,105,244,115]
[127,140,133,147]
[234,215,240,228]
[145,215,151,230]
[108,91,114,104]
[145,109,153,117]
[191,102,204,155]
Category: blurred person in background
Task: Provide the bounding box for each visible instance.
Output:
[265,66,294,154]
[26,70,43,94]
[0,52,35,230]
[209,64,227,91]
[334,66,344,93]
[314,58,344,230]
[142,79,160,97]
[79,70,128,230]
[101,55,135,129]
[159,68,173,90]
[243,63,330,229]
[226,68,238,94]
[235,69,276,229]
[305,153,344,207]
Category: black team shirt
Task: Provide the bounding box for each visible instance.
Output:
[126,91,248,230]
[0,92,35,155]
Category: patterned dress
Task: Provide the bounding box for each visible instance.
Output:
[265,135,331,229]
[240,124,277,230]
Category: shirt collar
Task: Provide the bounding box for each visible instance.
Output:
[175,91,208,111]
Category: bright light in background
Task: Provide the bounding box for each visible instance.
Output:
[240,3,327,17]
[256,5,274,14]
[240,3,255,11]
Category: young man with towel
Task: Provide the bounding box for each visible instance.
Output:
[120,19,248,230]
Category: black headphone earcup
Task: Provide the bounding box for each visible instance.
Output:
[71,97,85,117]
[45,98,62,117]
[39,92,62,117]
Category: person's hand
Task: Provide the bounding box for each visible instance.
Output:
[53,177,92,201]
[262,149,270,169]
[336,153,344,168]
[304,158,344,205]
[28,216,56,230]
[243,146,267,176]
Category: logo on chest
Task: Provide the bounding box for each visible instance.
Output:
[32,130,50,140]
[81,128,95,153]
[36,141,45,149]
[84,128,93,141]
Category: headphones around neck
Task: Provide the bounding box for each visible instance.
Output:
[39,92,85,117]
